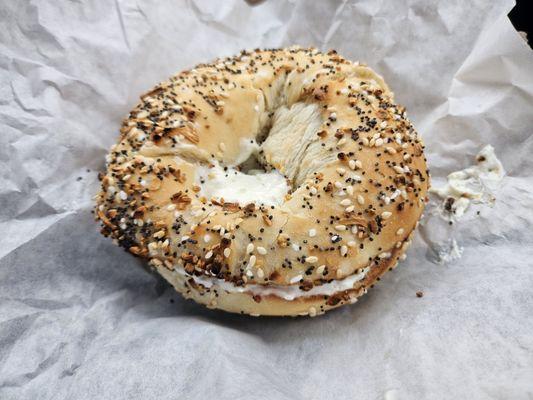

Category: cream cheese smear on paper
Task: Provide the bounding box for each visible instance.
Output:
[430,145,505,221]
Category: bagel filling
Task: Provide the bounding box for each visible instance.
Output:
[196,139,290,206]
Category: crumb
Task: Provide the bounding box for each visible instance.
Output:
[76,176,83,181]
[416,291,424,298]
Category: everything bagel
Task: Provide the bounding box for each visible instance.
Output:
[95,47,429,317]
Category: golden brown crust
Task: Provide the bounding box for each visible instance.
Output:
[95,47,429,317]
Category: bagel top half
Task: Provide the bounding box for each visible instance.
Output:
[95,47,429,317]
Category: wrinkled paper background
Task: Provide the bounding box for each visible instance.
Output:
[1,1,532,399]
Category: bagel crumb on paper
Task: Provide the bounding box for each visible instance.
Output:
[95,47,429,317]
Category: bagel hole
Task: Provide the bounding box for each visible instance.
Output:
[236,151,265,174]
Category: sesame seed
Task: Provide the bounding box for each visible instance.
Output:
[292,243,300,252]
[375,138,384,147]
[224,248,231,258]
[257,268,265,278]
[336,167,346,176]
[385,146,396,154]
[167,204,176,211]
[310,187,318,195]
[181,235,190,242]
[334,181,343,188]
[355,160,363,169]
[347,240,356,247]
[257,246,267,255]
[248,255,256,268]
[205,250,213,259]
[379,252,392,259]
[309,307,317,317]
[335,224,346,231]
[340,245,348,256]
[336,269,343,278]
[218,142,226,152]
[396,228,404,235]
[345,205,355,212]
[393,165,404,174]
[346,186,354,195]
[309,229,317,237]
[305,256,318,264]
[203,234,211,243]
[290,274,303,284]
[118,191,127,200]
[340,199,352,206]
[348,160,356,170]
[382,211,392,219]
[246,243,255,254]
[357,195,365,205]
[391,189,401,200]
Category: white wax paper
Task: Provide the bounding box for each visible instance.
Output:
[1,1,532,399]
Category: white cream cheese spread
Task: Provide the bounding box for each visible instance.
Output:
[196,164,289,206]
[177,267,370,301]
[430,145,504,219]
[196,138,290,206]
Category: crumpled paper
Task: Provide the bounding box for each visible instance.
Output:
[1,1,532,399]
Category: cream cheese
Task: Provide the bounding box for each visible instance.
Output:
[177,267,370,301]
[436,238,464,264]
[430,145,504,219]
[196,137,291,206]
[196,164,289,207]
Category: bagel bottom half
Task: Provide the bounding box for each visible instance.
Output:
[154,235,411,317]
